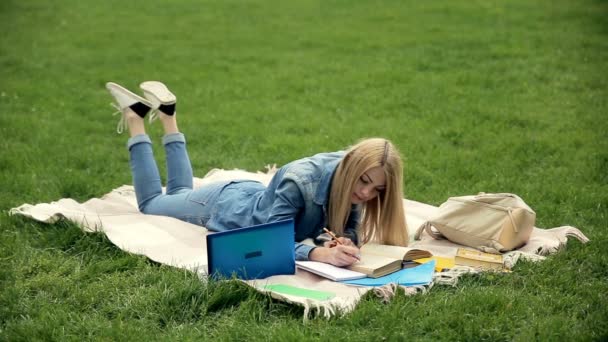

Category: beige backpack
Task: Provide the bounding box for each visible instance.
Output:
[414,193,536,254]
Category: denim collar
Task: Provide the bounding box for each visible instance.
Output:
[313,157,342,207]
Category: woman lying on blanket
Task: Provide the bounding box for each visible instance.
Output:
[106,81,409,267]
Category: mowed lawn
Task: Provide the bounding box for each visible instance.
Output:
[1,0,607,340]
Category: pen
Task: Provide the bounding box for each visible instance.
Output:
[323,228,360,261]
[323,228,343,245]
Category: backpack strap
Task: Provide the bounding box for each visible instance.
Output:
[414,221,444,240]
[507,209,519,232]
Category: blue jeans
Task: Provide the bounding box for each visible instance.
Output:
[128,133,220,227]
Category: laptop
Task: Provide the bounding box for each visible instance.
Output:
[206,219,296,280]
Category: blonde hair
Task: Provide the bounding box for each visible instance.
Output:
[328,138,409,246]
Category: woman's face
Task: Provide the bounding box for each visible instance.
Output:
[351,166,386,205]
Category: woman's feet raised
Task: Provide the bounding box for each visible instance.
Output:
[106,82,152,135]
[140,81,176,118]
[106,81,179,135]
[140,81,179,134]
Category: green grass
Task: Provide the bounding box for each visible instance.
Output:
[1,0,607,340]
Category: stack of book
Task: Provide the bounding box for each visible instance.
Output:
[454,248,504,271]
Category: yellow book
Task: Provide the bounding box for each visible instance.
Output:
[347,244,432,278]
[454,248,504,271]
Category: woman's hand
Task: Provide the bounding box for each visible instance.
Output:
[323,237,355,248]
[309,245,361,267]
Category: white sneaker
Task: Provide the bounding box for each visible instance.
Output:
[139,81,176,122]
[105,82,153,134]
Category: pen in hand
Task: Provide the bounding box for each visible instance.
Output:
[323,228,360,261]
[323,227,343,245]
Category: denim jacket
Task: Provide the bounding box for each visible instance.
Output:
[198,151,360,260]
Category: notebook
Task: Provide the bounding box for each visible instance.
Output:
[206,219,296,280]
[296,261,367,281]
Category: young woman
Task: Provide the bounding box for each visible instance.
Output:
[106,81,409,267]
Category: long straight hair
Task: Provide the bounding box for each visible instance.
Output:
[328,138,409,246]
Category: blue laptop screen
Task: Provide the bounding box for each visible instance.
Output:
[206,219,296,280]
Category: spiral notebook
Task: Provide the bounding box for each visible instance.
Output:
[296,261,367,281]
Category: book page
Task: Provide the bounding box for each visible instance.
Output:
[360,244,431,261]
[348,253,402,277]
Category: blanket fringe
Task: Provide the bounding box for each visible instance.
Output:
[563,226,590,243]
[8,204,64,224]
[400,284,431,295]
[302,300,338,322]
[373,282,435,302]
[321,302,335,319]
[263,164,278,174]
[373,283,398,302]
[503,251,546,269]
[433,266,476,286]
[303,302,310,322]
[537,226,590,255]
[8,205,25,216]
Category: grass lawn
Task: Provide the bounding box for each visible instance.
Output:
[1,0,607,340]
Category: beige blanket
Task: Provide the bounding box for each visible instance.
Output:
[9,168,589,319]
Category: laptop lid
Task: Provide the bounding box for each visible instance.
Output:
[206,219,296,280]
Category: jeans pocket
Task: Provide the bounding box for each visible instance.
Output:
[187,182,226,206]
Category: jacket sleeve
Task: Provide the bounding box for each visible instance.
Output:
[294,243,315,261]
[264,178,316,261]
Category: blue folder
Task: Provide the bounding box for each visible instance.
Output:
[340,260,436,286]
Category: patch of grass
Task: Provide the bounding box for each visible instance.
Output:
[1,0,607,340]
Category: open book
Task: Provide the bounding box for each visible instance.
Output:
[347,244,432,278]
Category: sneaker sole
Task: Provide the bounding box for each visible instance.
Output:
[140,81,176,106]
[105,82,153,107]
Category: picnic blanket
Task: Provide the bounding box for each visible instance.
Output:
[9,168,589,319]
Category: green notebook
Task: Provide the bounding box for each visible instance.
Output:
[263,284,335,301]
